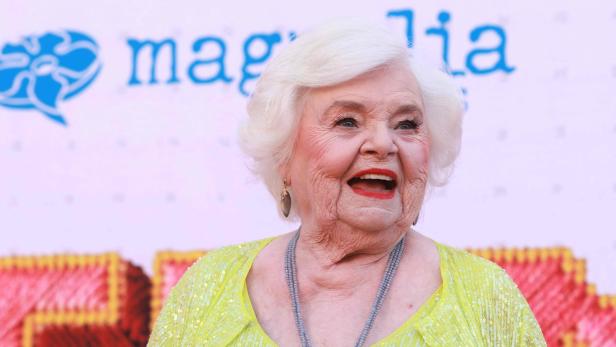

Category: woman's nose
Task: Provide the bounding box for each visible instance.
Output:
[360,125,398,159]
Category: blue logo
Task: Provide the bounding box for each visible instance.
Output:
[0,30,101,125]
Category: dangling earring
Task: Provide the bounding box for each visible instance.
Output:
[280,180,291,218]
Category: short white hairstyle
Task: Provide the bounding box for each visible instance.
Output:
[239,20,464,219]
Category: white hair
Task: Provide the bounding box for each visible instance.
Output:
[239,19,464,219]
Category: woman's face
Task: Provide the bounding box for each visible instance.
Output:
[286,62,429,232]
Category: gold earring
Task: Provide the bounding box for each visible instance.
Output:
[280,180,291,218]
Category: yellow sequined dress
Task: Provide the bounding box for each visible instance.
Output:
[149,237,546,346]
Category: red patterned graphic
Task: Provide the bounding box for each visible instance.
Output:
[0,253,151,347]
[2,248,614,346]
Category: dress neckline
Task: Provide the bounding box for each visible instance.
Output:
[239,236,448,346]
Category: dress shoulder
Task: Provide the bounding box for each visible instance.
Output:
[190,237,273,278]
[437,243,511,284]
[434,243,547,346]
[148,237,274,346]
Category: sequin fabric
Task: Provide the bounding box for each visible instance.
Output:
[148,238,546,346]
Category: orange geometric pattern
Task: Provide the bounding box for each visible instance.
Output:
[0,253,151,347]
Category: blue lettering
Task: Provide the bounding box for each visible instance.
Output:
[120,7,516,101]
[239,32,282,96]
[466,25,515,75]
[461,87,468,111]
[188,36,232,84]
[387,9,415,47]
[426,11,464,76]
[127,38,179,85]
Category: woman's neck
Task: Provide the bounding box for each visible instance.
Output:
[294,221,407,295]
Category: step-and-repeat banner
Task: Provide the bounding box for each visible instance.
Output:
[1,0,615,298]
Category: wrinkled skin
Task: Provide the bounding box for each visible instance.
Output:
[284,61,430,263]
[247,61,440,347]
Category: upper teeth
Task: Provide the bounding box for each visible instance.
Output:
[359,174,393,181]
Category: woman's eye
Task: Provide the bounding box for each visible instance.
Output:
[396,120,418,130]
[335,117,358,128]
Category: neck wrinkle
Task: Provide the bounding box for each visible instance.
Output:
[293,221,407,295]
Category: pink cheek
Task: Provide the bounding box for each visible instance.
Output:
[314,139,359,177]
[398,140,430,178]
[302,136,359,179]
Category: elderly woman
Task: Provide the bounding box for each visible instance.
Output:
[149,21,546,346]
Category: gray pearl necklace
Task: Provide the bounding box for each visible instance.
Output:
[284,230,406,347]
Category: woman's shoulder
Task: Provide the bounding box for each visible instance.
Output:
[148,237,276,346]
[431,242,546,346]
[436,242,512,287]
[435,242,528,313]
[191,237,276,272]
[170,237,276,298]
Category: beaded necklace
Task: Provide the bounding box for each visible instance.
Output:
[284,230,405,347]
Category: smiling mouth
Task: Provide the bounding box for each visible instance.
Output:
[347,169,397,199]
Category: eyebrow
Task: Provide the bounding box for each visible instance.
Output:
[322,100,367,116]
[391,104,423,117]
[320,100,423,120]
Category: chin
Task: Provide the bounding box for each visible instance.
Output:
[340,207,400,232]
